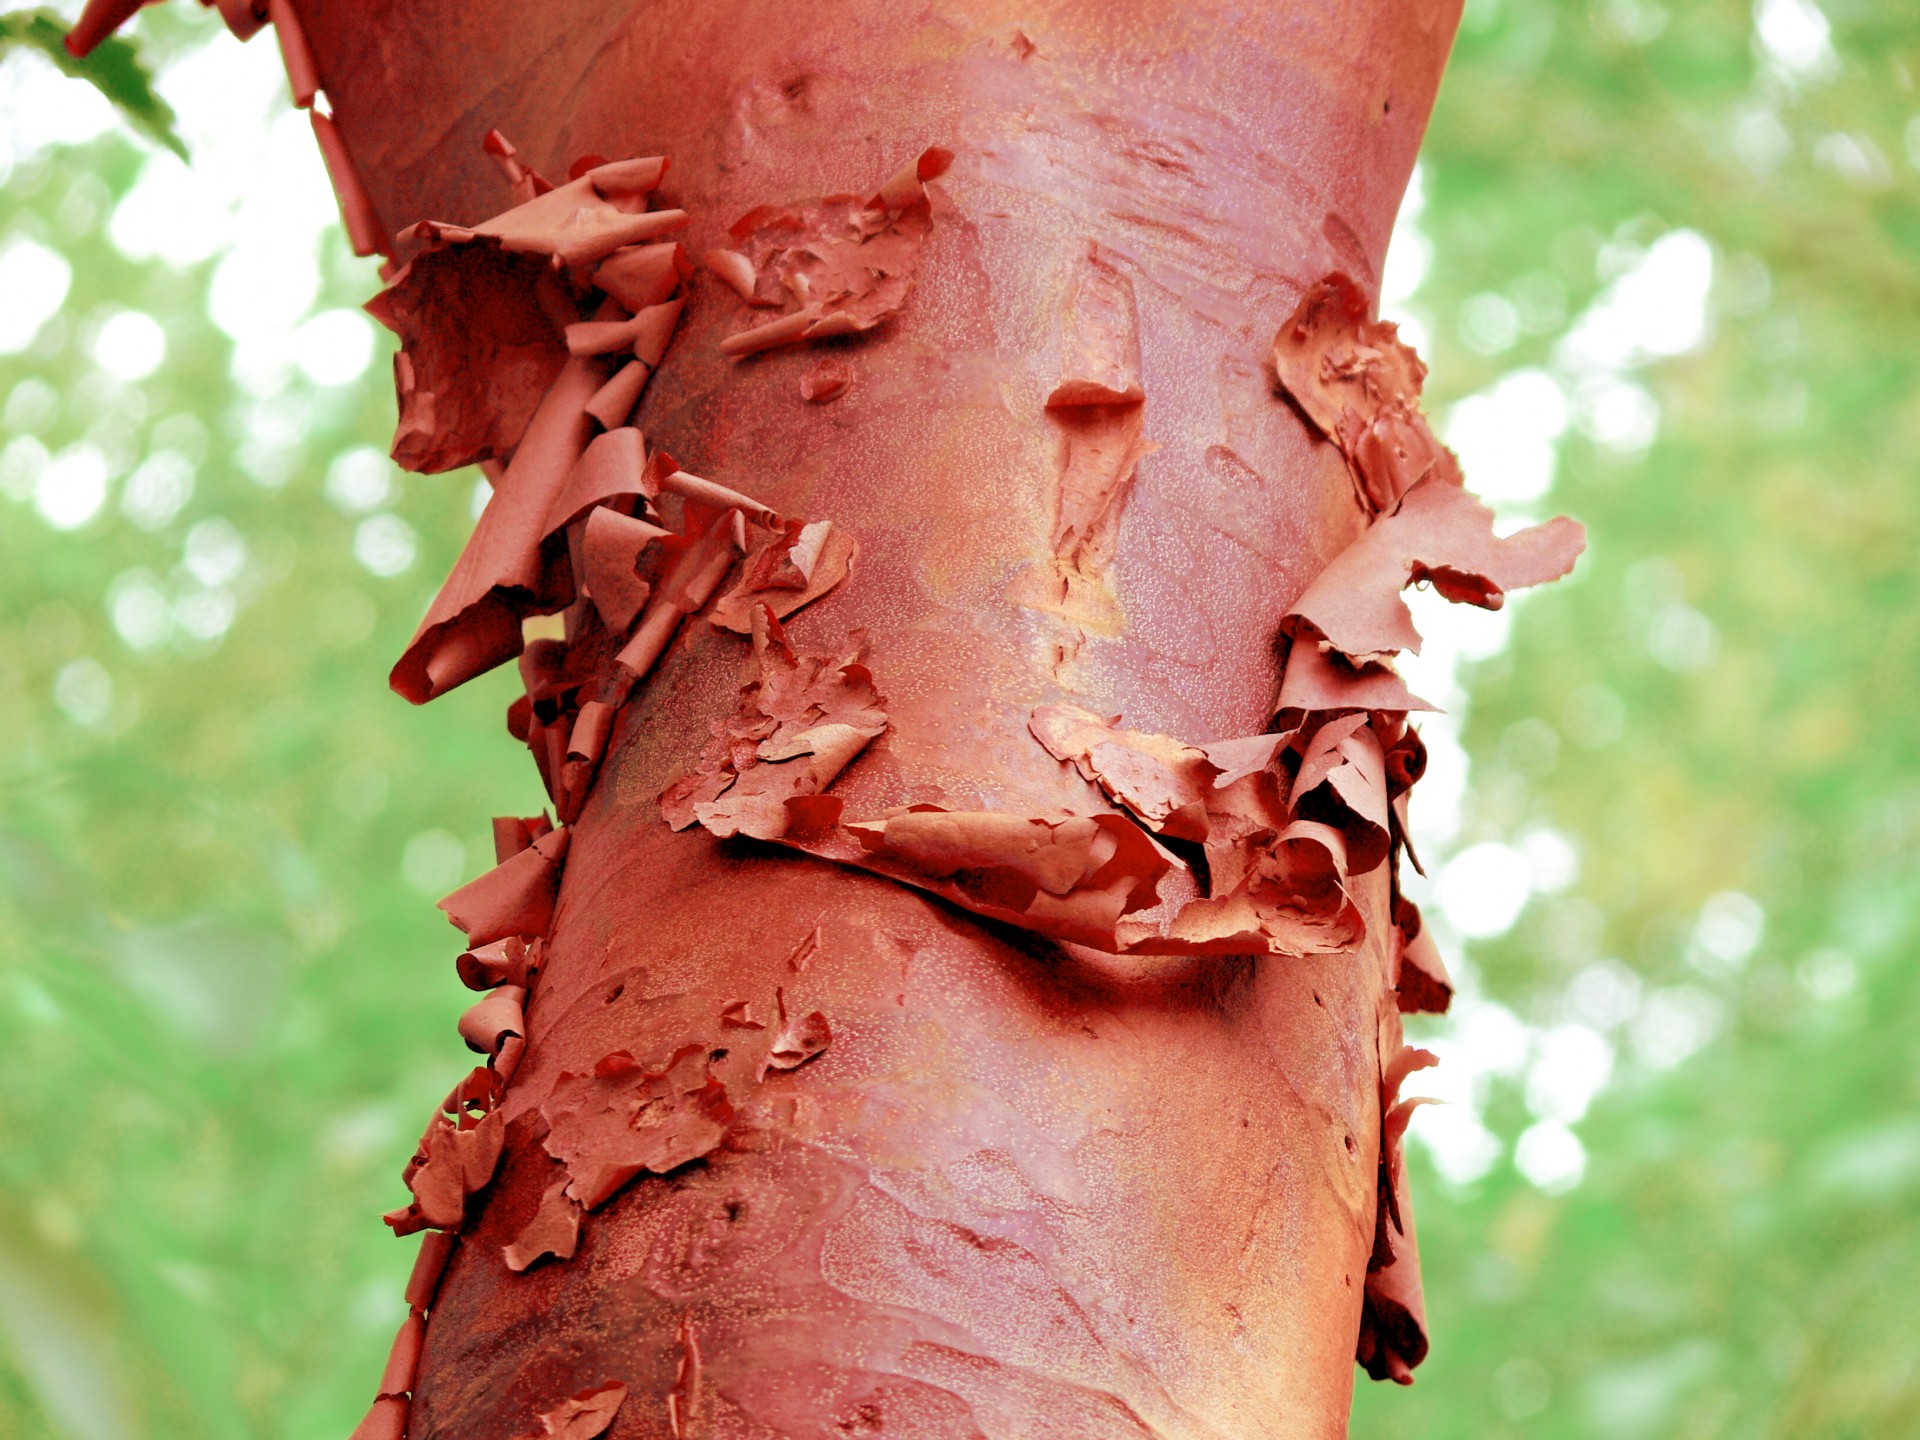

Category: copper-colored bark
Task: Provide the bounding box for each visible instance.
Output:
[95,0,1502,1433]
[322,2,1463,1434]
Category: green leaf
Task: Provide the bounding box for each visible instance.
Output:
[0,8,186,160]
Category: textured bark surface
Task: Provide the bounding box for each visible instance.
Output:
[299,3,1464,1436]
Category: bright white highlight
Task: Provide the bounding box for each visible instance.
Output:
[295,309,377,386]
[1515,1121,1587,1193]
[1688,891,1765,976]
[402,831,466,897]
[1754,0,1837,79]
[1435,841,1534,940]
[1,435,50,503]
[90,311,168,381]
[0,237,73,353]
[34,444,109,530]
[1567,959,1644,1030]
[0,45,120,173]
[1631,986,1724,1070]
[1400,999,1532,1185]
[172,586,237,646]
[1558,230,1714,375]
[1526,1024,1615,1124]
[1443,368,1569,507]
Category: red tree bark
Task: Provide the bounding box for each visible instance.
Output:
[68,2,1590,1436]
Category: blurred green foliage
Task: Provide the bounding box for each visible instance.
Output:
[0,0,1915,1437]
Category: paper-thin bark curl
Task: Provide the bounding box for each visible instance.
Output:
[541,1045,734,1209]
[389,353,604,702]
[1360,1045,1438,1383]
[661,609,887,839]
[403,1230,457,1313]
[1283,477,1586,668]
[1271,272,1460,515]
[503,1178,584,1272]
[1392,897,1453,1014]
[437,827,569,947]
[708,520,857,634]
[1028,704,1373,957]
[716,147,953,358]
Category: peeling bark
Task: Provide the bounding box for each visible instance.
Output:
[61,1,1594,1435]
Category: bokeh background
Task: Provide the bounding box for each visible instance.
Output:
[1,0,1915,1435]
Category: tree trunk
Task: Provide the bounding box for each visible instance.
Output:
[298,2,1464,1435]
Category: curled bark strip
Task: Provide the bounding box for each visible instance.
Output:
[703,247,761,301]
[399,163,675,268]
[383,1069,506,1236]
[1028,704,1373,956]
[458,983,527,1056]
[482,128,549,204]
[512,1381,627,1440]
[369,249,572,474]
[1052,407,1153,583]
[668,1318,702,1438]
[1271,272,1459,515]
[347,1395,408,1440]
[583,360,650,430]
[377,1310,425,1397]
[209,0,268,42]
[403,1230,457,1313]
[1010,249,1154,632]
[835,807,1175,950]
[541,1045,734,1209]
[659,467,781,529]
[462,936,545,990]
[1358,1233,1428,1386]
[503,1177,584,1272]
[1359,1045,1438,1384]
[785,925,821,973]
[309,109,388,258]
[437,827,569,948]
[389,353,605,702]
[544,426,651,536]
[799,358,852,402]
[1290,713,1391,874]
[1283,477,1586,668]
[1392,898,1453,1014]
[264,0,319,107]
[580,508,664,633]
[708,520,857,634]
[613,508,746,684]
[366,135,683,477]
[660,609,887,839]
[715,147,953,358]
[594,241,691,311]
[1274,638,1435,719]
[1008,402,1155,634]
[566,297,683,360]
[490,811,552,863]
